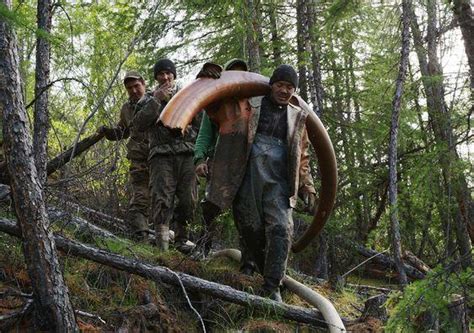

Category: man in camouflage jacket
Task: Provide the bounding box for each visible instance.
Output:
[133,59,199,253]
[98,71,149,241]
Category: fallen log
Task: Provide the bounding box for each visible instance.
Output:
[0,218,329,328]
[52,196,127,233]
[48,207,120,240]
[0,133,105,184]
[350,242,425,280]
[46,132,105,176]
[402,250,431,274]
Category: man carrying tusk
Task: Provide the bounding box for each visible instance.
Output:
[132,59,199,254]
[198,64,316,301]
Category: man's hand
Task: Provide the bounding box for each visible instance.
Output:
[153,83,173,102]
[196,62,222,79]
[96,125,109,136]
[301,190,317,214]
[195,162,209,178]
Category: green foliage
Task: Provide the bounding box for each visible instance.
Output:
[385,266,473,332]
[3,0,473,329]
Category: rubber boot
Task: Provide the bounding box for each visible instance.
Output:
[156,224,170,251]
[133,213,149,243]
[195,200,221,256]
[261,282,282,302]
[174,221,194,255]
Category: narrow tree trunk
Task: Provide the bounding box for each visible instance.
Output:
[427,0,473,265]
[244,0,261,72]
[387,0,411,286]
[296,0,309,102]
[0,2,77,330]
[268,3,282,66]
[33,0,52,186]
[450,0,474,89]
[307,0,324,117]
[409,0,473,266]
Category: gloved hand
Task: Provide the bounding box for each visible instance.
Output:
[301,190,317,214]
[196,62,223,79]
[195,162,209,177]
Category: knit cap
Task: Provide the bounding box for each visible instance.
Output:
[153,59,177,79]
[269,64,298,88]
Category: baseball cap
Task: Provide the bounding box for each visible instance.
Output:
[123,70,144,84]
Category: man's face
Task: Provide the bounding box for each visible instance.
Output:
[271,81,295,105]
[156,70,175,86]
[124,79,146,102]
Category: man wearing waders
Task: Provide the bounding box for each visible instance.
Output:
[199,64,316,301]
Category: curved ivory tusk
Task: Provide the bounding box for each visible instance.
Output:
[159,71,270,131]
[290,96,338,253]
[212,249,346,332]
[159,71,337,252]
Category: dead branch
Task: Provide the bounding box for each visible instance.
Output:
[75,310,106,325]
[46,133,105,176]
[0,298,33,331]
[353,243,425,280]
[48,206,120,240]
[53,196,127,233]
[0,133,105,184]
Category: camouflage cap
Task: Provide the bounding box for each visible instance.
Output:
[123,70,144,84]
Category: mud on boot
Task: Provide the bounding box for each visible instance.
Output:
[155,224,170,251]
[174,240,195,255]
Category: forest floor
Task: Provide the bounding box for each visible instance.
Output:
[0,206,391,332]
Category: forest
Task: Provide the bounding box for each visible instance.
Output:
[0,0,472,331]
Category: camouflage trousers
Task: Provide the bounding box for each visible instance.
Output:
[232,134,293,290]
[127,159,150,235]
[149,153,196,248]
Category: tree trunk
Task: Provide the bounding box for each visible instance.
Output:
[307,0,324,117]
[268,3,282,66]
[409,0,473,267]
[387,0,411,287]
[244,0,261,73]
[450,0,474,89]
[296,0,309,102]
[0,2,78,330]
[33,0,52,186]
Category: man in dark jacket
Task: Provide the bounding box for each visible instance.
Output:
[198,64,316,301]
[98,71,149,241]
[133,59,198,253]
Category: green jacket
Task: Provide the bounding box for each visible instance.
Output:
[193,112,218,165]
[192,59,248,166]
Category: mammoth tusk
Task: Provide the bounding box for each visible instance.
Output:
[159,71,270,131]
[290,96,338,253]
[212,248,346,332]
[159,72,337,253]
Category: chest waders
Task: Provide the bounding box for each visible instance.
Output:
[233,134,292,291]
